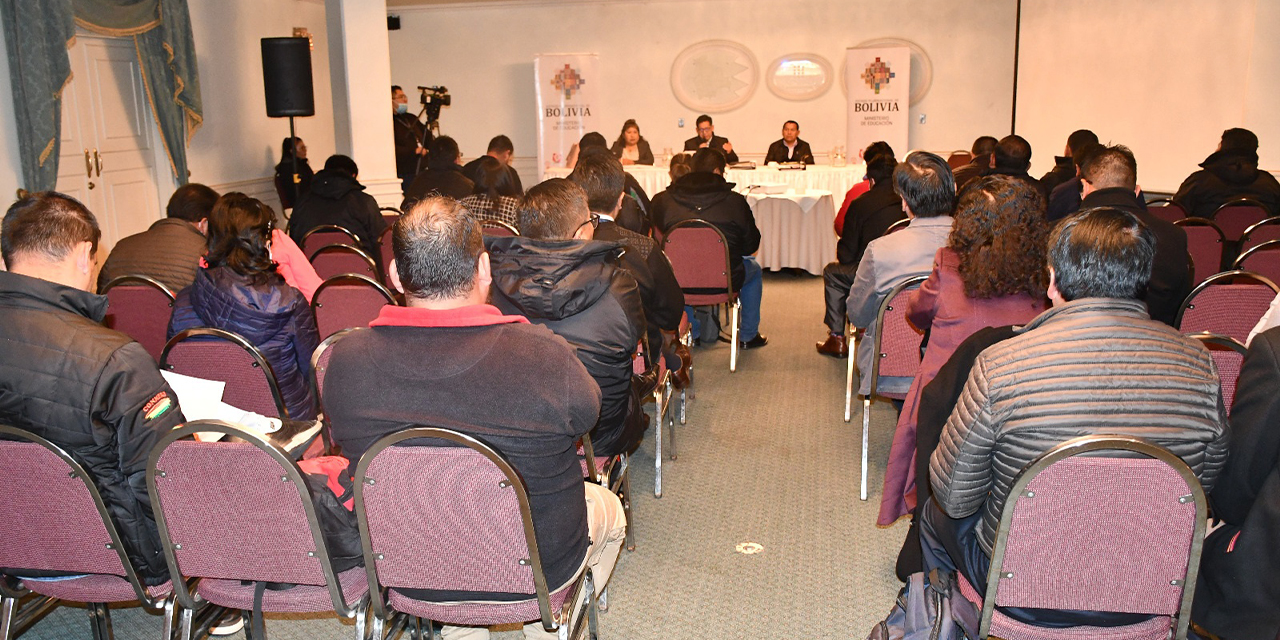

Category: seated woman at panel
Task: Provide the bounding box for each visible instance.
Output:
[610,119,654,166]
[168,192,321,420]
[879,175,1050,577]
[274,137,314,209]
[459,156,522,226]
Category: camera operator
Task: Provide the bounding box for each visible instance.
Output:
[392,85,429,193]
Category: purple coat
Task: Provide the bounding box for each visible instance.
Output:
[877,247,1045,525]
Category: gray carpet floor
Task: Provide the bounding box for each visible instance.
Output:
[15,272,909,639]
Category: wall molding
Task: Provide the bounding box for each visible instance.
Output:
[389,0,713,14]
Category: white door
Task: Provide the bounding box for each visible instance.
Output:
[56,35,165,256]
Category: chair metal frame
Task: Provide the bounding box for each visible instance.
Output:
[979,435,1207,640]
[661,219,742,372]
[377,226,396,284]
[882,217,912,235]
[101,275,177,361]
[160,327,291,420]
[354,427,598,640]
[1238,216,1280,253]
[1174,269,1280,331]
[300,224,362,254]
[1145,198,1188,224]
[0,425,177,640]
[1232,239,1280,271]
[1210,197,1270,239]
[635,335,677,500]
[1174,217,1227,282]
[308,243,380,280]
[310,274,396,338]
[147,420,369,640]
[1187,332,1247,415]
[580,433,633,555]
[309,327,363,455]
[481,220,520,236]
[846,274,928,501]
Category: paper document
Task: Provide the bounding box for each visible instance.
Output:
[160,370,282,440]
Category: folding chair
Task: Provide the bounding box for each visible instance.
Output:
[1176,270,1279,344]
[1211,198,1269,245]
[955,435,1206,640]
[309,244,379,281]
[1233,240,1280,284]
[307,327,362,457]
[0,425,176,640]
[148,420,369,640]
[379,207,401,230]
[1146,198,1187,224]
[311,274,396,339]
[662,219,742,371]
[1238,216,1280,253]
[1173,218,1226,284]
[633,338,676,499]
[946,151,973,170]
[300,225,362,257]
[1188,333,1247,415]
[354,428,600,640]
[579,433,634,553]
[101,275,176,362]
[481,220,520,237]
[377,227,395,285]
[882,217,911,236]
[161,327,290,419]
[847,275,927,501]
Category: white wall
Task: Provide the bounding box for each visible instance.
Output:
[388,0,1019,180]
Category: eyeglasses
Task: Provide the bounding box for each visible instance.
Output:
[575,213,600,234]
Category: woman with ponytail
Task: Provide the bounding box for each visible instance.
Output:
[168,192,321,419]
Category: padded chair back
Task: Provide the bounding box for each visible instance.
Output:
[481,220,519,237]
[1211,198,1269,243]
[1176,270,1279,344]
[1239,217,1280,253]
[148,421,354,613]
[1147,198,1187,224]
[310,328,361,422]
[1189,333,1246,415]
[1233,240,1280,284]
[309,244,379,280]
[869,275,927,398]
[378,227,395,284]
[380,207,401,230]
[1174,218,1226,284]
[882,218,911,236]
[980,435,1206,640]
[102,275,176,362]
[311,274,395,339]
[161,328,289,418]
[301,225,361,256]
[662,219,736,306]
[946,151,973,169]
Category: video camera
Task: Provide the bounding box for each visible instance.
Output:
[418,86,451,126]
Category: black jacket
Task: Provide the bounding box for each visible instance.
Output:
[764,138,814,164]
[595,220,684,355]
[97,218,206,293]
[461,156,524,194]
[393,112,428,179]
[683,134,739,164]
[1079,188,1190,327]
[1045,176,1083,223]
[1174,149,1280,219]
[403,165,474,207]
[0,271,186,584]
[168,267,320,420]
[1194,326,1280,640]
[952,156,990,195]
[651,172,761,291]
[1038,155,1075,196]
[987,167,1050,202]
[837,179,904,266]
[274,157,313,209]
[289,169,387,262]
[609,139,655,166]
[486,237,646,457]
[615,173,652,236]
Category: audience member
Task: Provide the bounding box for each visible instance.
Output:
[924,207,1228,626]
[392,85,429,192]
[1175,127,1280,218]
[879,176,1049,578]
[652,148,766,349]
[817,153,902,358]
[764,120,814,164]
[668,152,692,181]
[986,134,1047,200]
[97,183,218,292]
[403,136,474,206]
[324,196,625,639]
[834,141,894,233]
[269,228,323,302]
[569,151,688,385]
[1039,129,1098,195]
[1079,144,1190,326]
[951,136,998,194]
[0,192,185,584]
[846,151,956,397]
[1044,141,1102,222]
[489,179,646,457]
[1193,325,1280,639]
[462,135,524,194]
[459,156,522,227]
[572,137,651,234]
[610,119,655,165]
[682,114,739,164]
[288,154,387,264]
[168,193,320,420]
[273,137,313,209]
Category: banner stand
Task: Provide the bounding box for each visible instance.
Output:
[535,54,599,180]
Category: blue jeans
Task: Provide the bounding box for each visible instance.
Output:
[685,257,763,342]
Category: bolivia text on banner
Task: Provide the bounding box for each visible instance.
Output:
[846,46,909,161]
[535,54,599,180]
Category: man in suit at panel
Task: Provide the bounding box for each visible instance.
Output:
[764,120,814,165]
[682,114,739,164]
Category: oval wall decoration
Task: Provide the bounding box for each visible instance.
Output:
[840,37,934,106]
[765,53,833,101]
[670,40,759,113]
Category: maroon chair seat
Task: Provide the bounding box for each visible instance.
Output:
[1188,333,1246,415]
[1146,199,1187,224]
[1239,217,1280,253]
[662,219,743,371]
[309,244,379,281]
[1211,198,1269,244]
[102,275,176,362]
[1233,240,1280,285]
[161,328,289,419]
[311,274,396,340]
[1173,218,1226,284]
[300,225,361,257]
[1176,270,1279,344]
[196,566,368,613]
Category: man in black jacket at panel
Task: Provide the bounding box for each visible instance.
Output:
[288,155,388,264]
[1079,145,1190,327]
[488,179,647,457]
[682,114,739,164]
[764,120,814,164]
[816,153,902,357]
[1175,127,1280,218]
[0,192,186,585]
[403,136,474,207]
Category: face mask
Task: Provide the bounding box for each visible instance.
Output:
[395,103,408,115]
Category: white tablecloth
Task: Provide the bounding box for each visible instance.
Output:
[745,189,837,276]
[544,163,866,200]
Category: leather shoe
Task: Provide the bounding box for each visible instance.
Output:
[816,334,848,358]
[739,334,768,350]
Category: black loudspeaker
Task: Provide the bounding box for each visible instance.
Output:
[261,37,314,118]
[388,15,401,30]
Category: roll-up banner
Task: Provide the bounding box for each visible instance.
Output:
[846,46,909,161]
[535,54,599,180]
